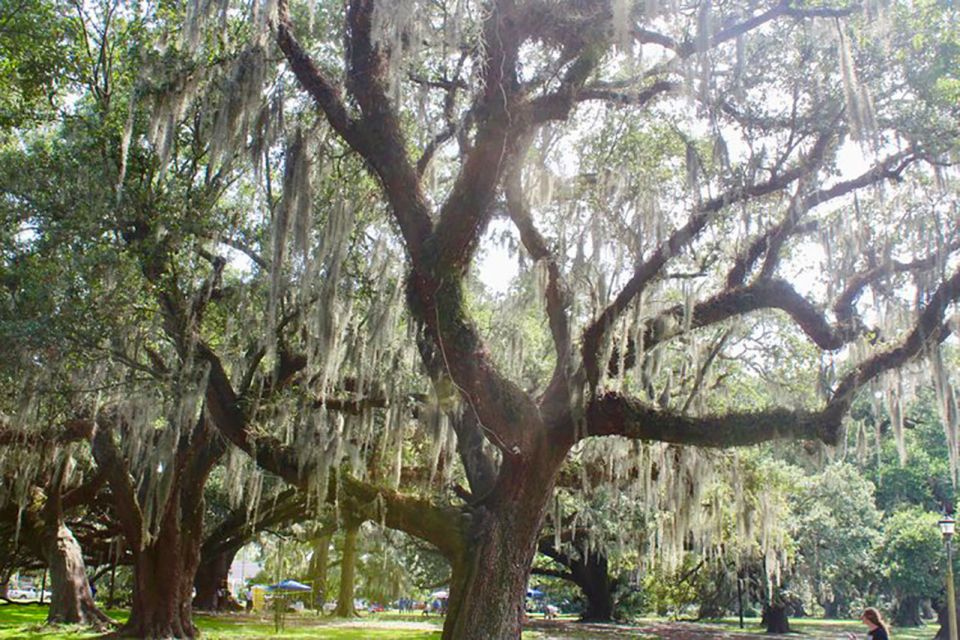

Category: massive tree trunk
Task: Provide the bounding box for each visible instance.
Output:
[92,415,222,639]
[893,594,922,627]
[762,602,790,633]
[333,521,360,617]
[124,540,198,638]
[37,461,112,629]
[442,455,562,640]
[822,591,849,619]
[193,547,240,611]
[119,468,207,639]
[537,538,616,622]
[309,534,331,611]
[41,516,112,628]
[576,551,614,622]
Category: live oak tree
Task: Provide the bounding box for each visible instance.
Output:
[229,0,960,637]
[2,1,424,635]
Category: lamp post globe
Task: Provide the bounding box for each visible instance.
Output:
[942,517,956,539]
[941,515,958,640]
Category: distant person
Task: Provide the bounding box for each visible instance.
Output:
[847,607,890,640]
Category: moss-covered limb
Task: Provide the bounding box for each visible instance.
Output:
[641,278,855,352]
[432,8,607,277]
[833,238,960,325]
[180,417,227,513]
[277,0,432,258]
[503,147,573,414]
[450,408,499,500]
[61,469,107,511]
[339,474,466,562]
[198,341,308,485]
[595,147,927,381]
[0,417,94,446]
[579,131,835,389]
[409,273,544,456]
[825,265,960,423]
[595,288,952,444]
[200,489,330,562]
[274,0,360,150]
[202,335,467,558]
[90,420,144,551]
[584,392,828,447]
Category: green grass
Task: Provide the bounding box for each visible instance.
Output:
[0,605,442,639]
[0,604,941,639]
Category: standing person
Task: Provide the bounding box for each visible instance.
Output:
[847,607,890,640]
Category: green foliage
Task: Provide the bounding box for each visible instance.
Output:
[0,0,79,128]
[641,555,704,618]
[879,507,944,603]
[0,604,443,638]
[792,463,882,616]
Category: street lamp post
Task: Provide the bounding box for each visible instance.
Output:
[940,516,959,640]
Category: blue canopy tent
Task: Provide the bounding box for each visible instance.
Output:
[526,588,544,598]
[268,579,312,592]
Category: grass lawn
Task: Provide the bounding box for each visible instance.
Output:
[1,604,941,639]
[0,604,443,639]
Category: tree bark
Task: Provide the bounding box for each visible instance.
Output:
[193,548,241,611]
[37,461,112,629]
[442,456,563,640]
[123,549,195,637]
[41,518,113,628]
[309,534,331,611]
[538,539,616,622]
[823,596,845,619]
[92,415,222,639]
[573,551,614,622]
[893,594,922,627]
[118,495,203,638]
[333,522,360,617]
[762,602,790,633]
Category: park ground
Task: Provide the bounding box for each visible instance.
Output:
[0,605,940,640]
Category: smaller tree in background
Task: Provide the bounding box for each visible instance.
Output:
[880,507,943,626]
[792,463,883,618]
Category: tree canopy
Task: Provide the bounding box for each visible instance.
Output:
[1,0,959,638]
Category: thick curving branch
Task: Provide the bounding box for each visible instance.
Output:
[197,341,467,557]
[584,392,832,446]
[276,0,432,257]
[339,474,466,562]
[834,242,960,325]
[0,418,95,447]
[575,80,682,108]
[275,0,357,147]
[580,134,832,388]
[90,419,143,551]
[503,150,573,413]
[823,265,960,424]
[587,266,960,448]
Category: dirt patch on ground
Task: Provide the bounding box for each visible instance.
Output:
[526,619,804,639]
